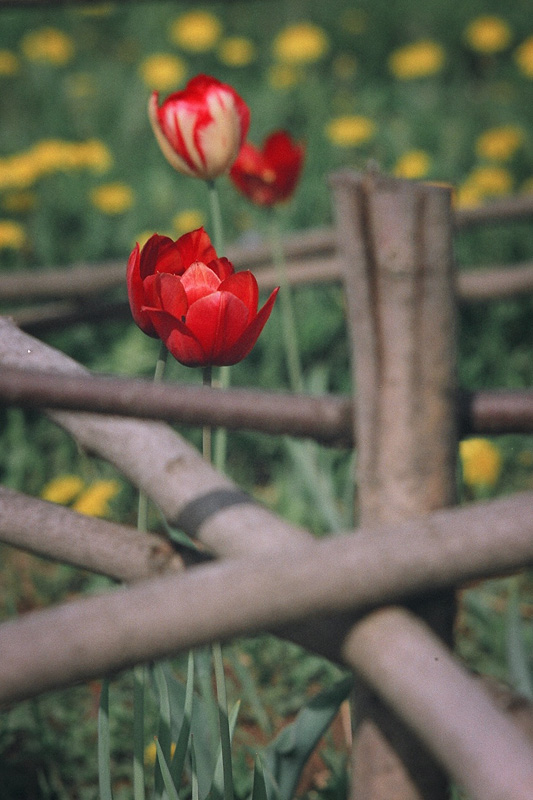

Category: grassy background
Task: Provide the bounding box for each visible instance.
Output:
[1,0,533,797]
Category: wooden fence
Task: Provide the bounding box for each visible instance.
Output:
[1,171,533,800]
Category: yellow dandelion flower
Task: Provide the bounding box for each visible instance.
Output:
[21,27,75,66]
[0,220,25,249]
[144,741,176,766]
[267,63,301,90]
[218,37,256,68]
[393,150,431,179]
[464,16,511,54]
[2,190,37,213]
[325,115,376,147]
[71,480,121,517]
[459,438,502,489]
[388,40,445,80]
[77,140,113,173]
[332,53,357,80]
[139,54,186,91]
[475,125,524,162]
[273,22,329,65]
[514,36,533,78]
[0,154,37,190]
[0,50,19,76]
[90,182,134,214]
[468,165,513,197]
[31,139,71,173]
[41,474,84,505]
[454,181,483,208]
[173,208,206,234]
[169,11,222,52]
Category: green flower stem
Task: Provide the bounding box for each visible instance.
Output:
[202,367,234,800]
[137,342,168,532]
[214,366,230,472]
[269,209,304,394]
[206,179,225,255]
[206,178,230,473]
[133,341,168,800]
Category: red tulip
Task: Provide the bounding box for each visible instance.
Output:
[230,131,305,206]
[149,74,250,181]
[127,228,278,367]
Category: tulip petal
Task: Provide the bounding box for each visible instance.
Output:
[127,244,157,337]
[146,308,207,367]
[185,291,250,365]
[143,273,189,319]
[140,233,184,278]
[222,287,279,365]
[180,261,221,305]
[176,227,217,269]
[207,256,234,281]
[218,270,258,316]
[149,92,200,178]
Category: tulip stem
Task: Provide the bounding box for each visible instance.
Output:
[206,178,230,473]
[132,341,168,800]
[269,210,304,394]
[207,179,225,255]
[201,364,235,800]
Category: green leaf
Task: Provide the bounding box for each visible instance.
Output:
[262,675,353,800]
[170,650,195,789]
[211,700,241,800]
[506,580,533,699]
[153,663,173,797]
[251,756,269,800]
[155,739,180,800]
[158,661,216,800]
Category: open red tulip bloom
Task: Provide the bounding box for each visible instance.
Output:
[127,228,278,367]
[230,130,305,206]
[149,74,250,181]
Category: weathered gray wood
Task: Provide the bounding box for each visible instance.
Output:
[0,490,532,705]
[0,486,183,582]
[342,609,533,800]
[331,170,457,800]
[1,318,532,797]
[0,365,532,440]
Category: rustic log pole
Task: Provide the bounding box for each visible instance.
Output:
[1,491,533,707]
[0,486,184,582]
[331,170,458,800]
[0,366,532,440]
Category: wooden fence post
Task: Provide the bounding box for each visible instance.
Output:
[330,169,458,800]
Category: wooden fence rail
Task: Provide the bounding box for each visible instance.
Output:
[0,366,532,443]
[2,194,533,335]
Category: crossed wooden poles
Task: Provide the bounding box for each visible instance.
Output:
[0,172,532,800]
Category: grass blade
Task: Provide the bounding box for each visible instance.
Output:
[155,739,180,800]
[153,662,173,797]
[262,674,353,800]
[251,755,269,800]
[170,650,195,788]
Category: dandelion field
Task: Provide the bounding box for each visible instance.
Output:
[1,0,533,797]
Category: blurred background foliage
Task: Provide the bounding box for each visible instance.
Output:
[0,0,533,797]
